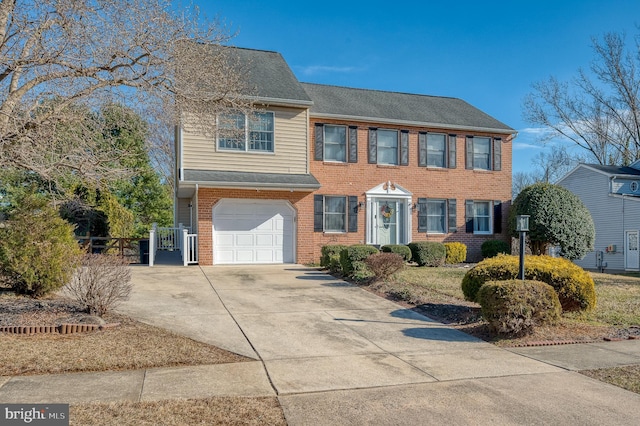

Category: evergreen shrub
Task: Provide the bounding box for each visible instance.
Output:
[380,244,412,262]
[444,242,467,264]
[407,241,446,267]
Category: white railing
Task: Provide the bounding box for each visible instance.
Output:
[182,228,198,266]
[148,223,197,266]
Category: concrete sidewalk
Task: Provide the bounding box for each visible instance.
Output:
[2,264,640,425]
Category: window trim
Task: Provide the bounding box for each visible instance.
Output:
[217,111,275,153]
[473,136,492,171]
[323,124,348,163]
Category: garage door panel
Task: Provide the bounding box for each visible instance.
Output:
[213,200,295,264]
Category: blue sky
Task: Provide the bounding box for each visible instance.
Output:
[197,0,640,175]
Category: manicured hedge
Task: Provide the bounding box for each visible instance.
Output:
[461,254,596,312]
[481,239,510,258]
[444,242,467,264]
[320,245,347,272]
[380,244,412,262]
[339,245,379,279]
[477,279,561,335]
[407,241,446,267]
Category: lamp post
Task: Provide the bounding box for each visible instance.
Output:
[516,215,530,281]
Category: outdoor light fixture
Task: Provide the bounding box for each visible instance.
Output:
[516,215,530,232]
[516,215,530,280]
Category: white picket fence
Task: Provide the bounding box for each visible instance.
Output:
[148,223,197,266]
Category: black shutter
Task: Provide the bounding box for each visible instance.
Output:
[465,136,474,169]
[348,196,358,232]
[493,138,502,171]
[417,198,428,232]
[418,132,427,167]
[448,134,457,169]
[314,195,324,232]
[465,200,474,233]
[400,130,409,165]
[448,199,457,233]
[314,124,324,161]
[348,126,358,163]
[368,128,377,164]
[493,200,502,234]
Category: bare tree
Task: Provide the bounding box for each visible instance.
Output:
[523,31,640,166]
[0,0,253,188]
[512,145,582,197]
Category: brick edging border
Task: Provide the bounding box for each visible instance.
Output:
[0,323,120,335]
[511,335,639,347]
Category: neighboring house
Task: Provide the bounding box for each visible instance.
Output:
[558,161,640,271]
[175,47,515,265]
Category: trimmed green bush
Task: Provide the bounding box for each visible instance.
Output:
[365,252,405,281]
[0,194,82,297]
[339,245,379,279]
[407,241,446,267]
[481,239,510,258]
[477,279,562,335]
[444,242,467,264]
[462,254,596,312]
[380,244,412,262]
[320,245,348,272]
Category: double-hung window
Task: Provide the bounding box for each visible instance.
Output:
[324,125,347,162]
[473,201,491,233]
[426,199,446,233]
[427,133,446,168]
[218,111,274,153]
[473,137,491,170]
[377,129,398,165]
[323,196,346,232]
[466,136,501,171]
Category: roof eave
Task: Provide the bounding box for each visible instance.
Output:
[249,95,313,108]
[180,180,320,191]
[309,112,514,135]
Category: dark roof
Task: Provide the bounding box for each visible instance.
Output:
[227,47,312,105]
[183,169,320,190]
[301,83,514,133]
[584,164,640,176]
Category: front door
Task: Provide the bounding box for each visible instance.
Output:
[626,230,639,270]
[373,199,404,246]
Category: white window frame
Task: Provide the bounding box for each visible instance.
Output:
[426,199,447,234]
[473,201,492,234]
[217,111,275,153]
[377,129,399,165]
[324,124,347,162]
[323,195,347,233]
[473,136,491,171]
[427,133,446,168]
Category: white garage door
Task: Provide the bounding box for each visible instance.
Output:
[213,199,295,264]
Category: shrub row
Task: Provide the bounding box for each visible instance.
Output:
[462,254,596,312]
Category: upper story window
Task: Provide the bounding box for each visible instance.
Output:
[218,111,274,153]
[466,136,501,171]
[324,125,347,162]
[427,133,446,168]
[377,129,399,165]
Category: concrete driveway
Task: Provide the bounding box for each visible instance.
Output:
[120,264,640,425]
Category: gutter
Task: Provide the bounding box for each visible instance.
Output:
[182,180,321,191]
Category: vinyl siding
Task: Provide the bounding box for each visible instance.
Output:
[560,167,626,270]
[181,106,308,174]
[176,198,192,229]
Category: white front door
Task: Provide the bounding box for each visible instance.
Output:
[370,198,407,246]
[626,230,639,270]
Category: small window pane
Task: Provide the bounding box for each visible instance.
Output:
[324,125,347,162]
[218,113,245,150]
[427,134,446,168]
[427,200,446,233]
[473,137,491,170]
[377,130,398,165]
[324,196,346,232]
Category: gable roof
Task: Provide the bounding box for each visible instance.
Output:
[557,163,640,185]
[301,83,514,134]
[227,47,313,106]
